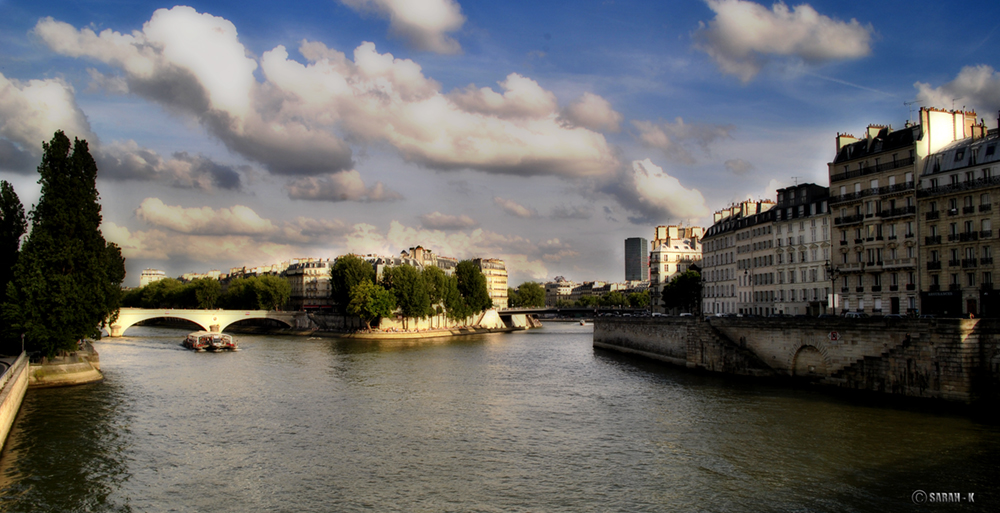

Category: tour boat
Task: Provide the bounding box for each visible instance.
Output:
[184,331,238,352]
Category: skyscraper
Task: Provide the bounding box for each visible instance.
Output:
[624,237,648,281]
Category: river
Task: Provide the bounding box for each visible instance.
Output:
[0,323,997,512]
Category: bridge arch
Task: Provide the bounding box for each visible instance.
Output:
[790,345,830,378]
[108,308,299,337]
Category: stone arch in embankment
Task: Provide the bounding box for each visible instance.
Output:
[790,345,830,378]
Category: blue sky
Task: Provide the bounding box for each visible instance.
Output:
[2,0,999,286]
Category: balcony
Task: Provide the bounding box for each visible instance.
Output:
[855,287,865,293]
[981,230,993,239]
[840,262,865,273]
[926,211,941,221]
[906,283,916,290]
[889,285,899,292]
[925,235,941,245]
[839,240,848,246]
[950,283,962,291]
[841,287,850,293]
[905,233,915,238]
[879,206,916,219]
[948,208,959,216]
[927,260,943,270]
[983,257,994,265]
[949,259,961,267]
[872,285,883,292]
[960,232,980,242]
[947,234,959,242]
[888,235,898,240]
[962,258,978,268]
[884,258,916,269]
[830,157,915,183]
[918,175,1000,198]
[867,261,883,271]
[964,206,977,214]
[980,204,993,212]
[835,214,865,226]
[854,238,863,244]
[930,284,941,292]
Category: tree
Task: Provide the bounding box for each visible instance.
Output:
[511,282,544,307]
[4,131,126,356]
[347,280,396,330]
[456,260,493,312]
[662,270,702,313]
[628,291,650,308]
[330,254,375,312]
[600,290,627,307]
[220,275,289,310]
[0,181,26,303]
[192,278,221,309]
[382,264,430,319]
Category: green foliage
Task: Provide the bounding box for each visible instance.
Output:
[3,132,126,356]
[0,181,26,301]
[456,260,493,312]
[599,290,627,307]
[330,254,375,312]
[575,295,599,307]
[662,270,702,313]
[347,280,396,329]
[221,275,290,310]
[628,291,650,308]
[382,264,431,319]
[510,281,545,308]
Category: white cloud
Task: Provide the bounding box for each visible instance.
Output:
[102,221,298,264]
[135,197,275,235]
[915,65,1000,117]
[493,197,538,218]
[0,72,96,173]
[559,92,623,133]
[550,205,593,220]
[284,170,402,202]
[339,0,466,54]
[419,211,479,230]
[599,159,709,224]
[37,8,618,180]
[694,0,874,82]
[632,118,734,164]
[724,158,755,176]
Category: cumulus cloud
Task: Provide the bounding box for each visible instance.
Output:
[632,118,734,164]
[419,211,479,230]
[0,72,96,173]
[559,92,623,132]
[724,158,755,176]
[915,65,1000,116]
[494,197,538,218]
[102,221,298,264]
[339,0,466,54]
[96,141,243,190]
[35,7,618,181]
[135,197,275,236]
[694,0,874,82]
[599,159,709,224]
[284,170,403,202]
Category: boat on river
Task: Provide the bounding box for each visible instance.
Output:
[184,331,238,352]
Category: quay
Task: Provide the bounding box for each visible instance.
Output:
[0,353,29,451]
[594,316,1000,407]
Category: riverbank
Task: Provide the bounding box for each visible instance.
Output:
[27,341,103,389]
[226,325,531,340]
[0,353,28,451]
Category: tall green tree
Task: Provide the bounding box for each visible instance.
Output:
[511,282,545,307]
[220,275,289,310]
[455,260,493,312]
[347,280,396,330]
[628,291,650,308]
[4,131,126,356]
[330,254,375,312]
[382,264,431,319]
[662,270,702,313]
[0,181,26,310]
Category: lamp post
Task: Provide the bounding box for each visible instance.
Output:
[825,260,840,316]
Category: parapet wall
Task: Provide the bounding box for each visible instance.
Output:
[0,353,28,451]
[594,317,1000,405]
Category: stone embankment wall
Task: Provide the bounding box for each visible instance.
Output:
[0,353,29,450]
[594,317,1000,405]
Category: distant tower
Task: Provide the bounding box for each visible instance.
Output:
[624,237,648,281]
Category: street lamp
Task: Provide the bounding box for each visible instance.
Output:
[824,260,840,316]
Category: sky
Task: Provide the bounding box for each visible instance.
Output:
[1,0,999,287]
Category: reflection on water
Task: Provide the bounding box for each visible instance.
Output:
[0,324,997,512]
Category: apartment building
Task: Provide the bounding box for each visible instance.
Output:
[474,258,508,309]
[702,200,775,315]
[772,184,832,315]
[649,225,703,314]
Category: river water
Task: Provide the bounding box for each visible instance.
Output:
[0,323,997,512]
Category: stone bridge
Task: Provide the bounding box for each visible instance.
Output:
[107,308,314,337]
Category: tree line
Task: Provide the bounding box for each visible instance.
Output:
[331,255,493,329]
[121,275,291,311]
[1,132,126,357]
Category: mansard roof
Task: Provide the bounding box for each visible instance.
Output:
[833,125,921,164]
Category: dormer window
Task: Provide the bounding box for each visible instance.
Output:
[956,149,965,162]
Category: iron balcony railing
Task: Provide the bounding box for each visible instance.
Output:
[830,157,916,182]
[918,175,1000,198]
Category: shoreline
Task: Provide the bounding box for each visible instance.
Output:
[226,325,528,340]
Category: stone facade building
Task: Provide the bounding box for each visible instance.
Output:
[649,226,703,314]
[285,259,334,311]
[918,126,998,317]
[772,184,832,316]
[702,200,775,315]
[474,258,508,309]
[829,108,979,315]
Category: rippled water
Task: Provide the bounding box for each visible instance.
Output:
[1,323,997,512]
